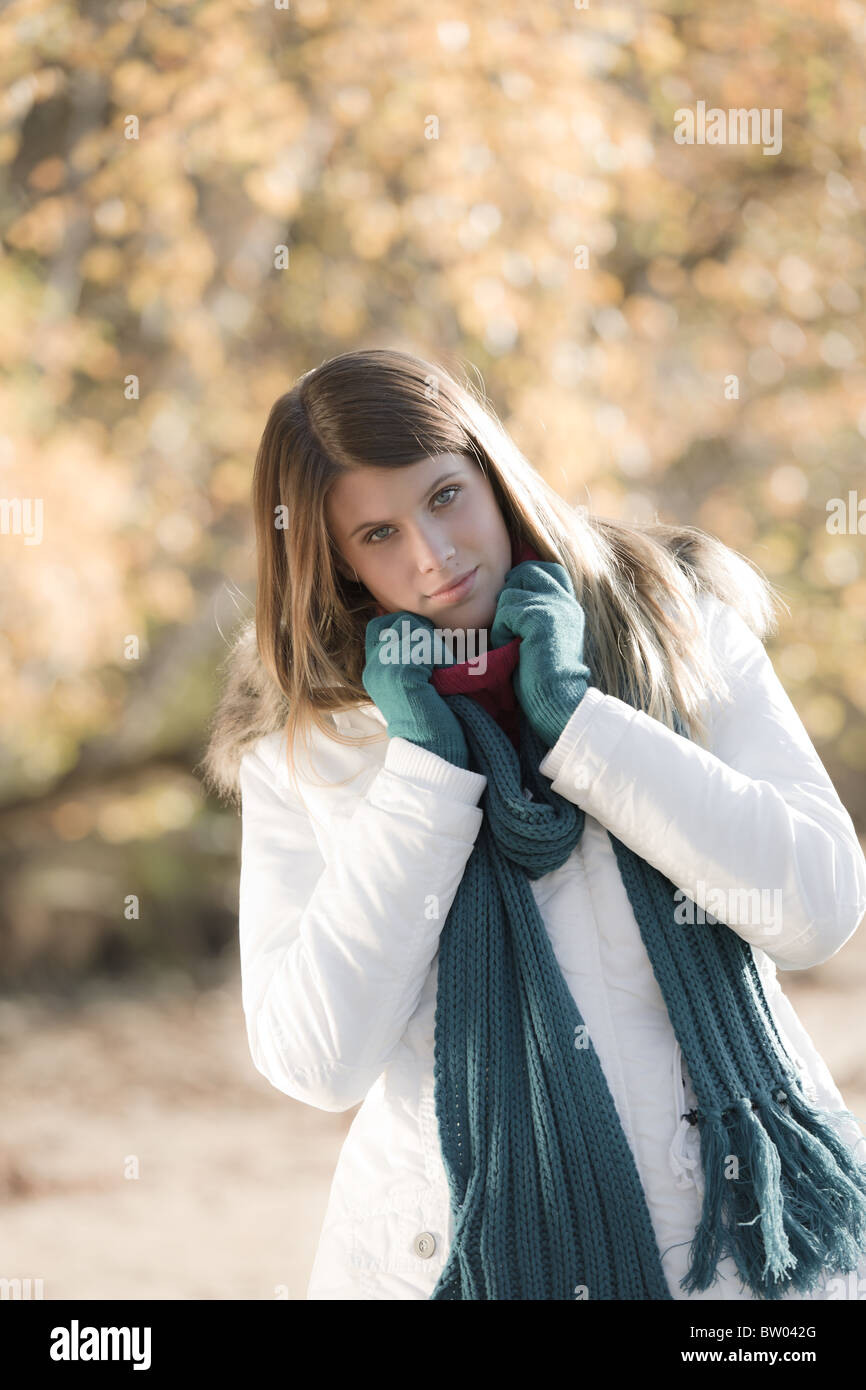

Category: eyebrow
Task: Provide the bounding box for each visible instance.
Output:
[347,469,464,540]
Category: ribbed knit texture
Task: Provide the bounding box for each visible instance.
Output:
[427,693,866,1302]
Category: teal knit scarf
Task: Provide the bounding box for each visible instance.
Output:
[429,694,866,1300]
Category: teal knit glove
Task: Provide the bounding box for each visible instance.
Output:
[489,560,592,750]
[362,611,469,769]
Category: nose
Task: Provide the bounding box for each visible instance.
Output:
[412,526,456,575]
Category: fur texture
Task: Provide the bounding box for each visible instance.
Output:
[197,618,293,808]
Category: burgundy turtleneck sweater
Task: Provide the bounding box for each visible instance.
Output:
[372,534,539,754]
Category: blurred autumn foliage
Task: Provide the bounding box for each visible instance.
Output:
[1,0,865,985]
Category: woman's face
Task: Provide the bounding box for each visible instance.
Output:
[325,451,513,632]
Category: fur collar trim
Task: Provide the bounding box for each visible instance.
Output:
[198,619,293,808]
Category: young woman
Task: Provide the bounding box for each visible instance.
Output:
[202,347,866,1301]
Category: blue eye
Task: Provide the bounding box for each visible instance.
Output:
[363,484,461,545]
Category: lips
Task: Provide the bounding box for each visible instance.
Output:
[427,566,479,601]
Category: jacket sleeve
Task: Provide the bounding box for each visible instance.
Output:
[537,595,866,972]
[237,734,487,1112]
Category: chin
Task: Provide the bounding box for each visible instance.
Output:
[456,604,495,636]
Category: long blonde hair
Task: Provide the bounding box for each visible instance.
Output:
[211,346,786,801]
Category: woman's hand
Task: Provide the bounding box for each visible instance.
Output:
[490,560,592,750]
[362,611,469,769]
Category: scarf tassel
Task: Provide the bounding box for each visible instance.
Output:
[681,1080,866,1300]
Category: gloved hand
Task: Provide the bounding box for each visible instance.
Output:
[362,611,469,769]
[489,560,592,750]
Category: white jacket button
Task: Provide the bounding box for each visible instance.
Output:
[413,1231,436,1259]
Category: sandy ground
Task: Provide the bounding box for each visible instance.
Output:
[2,926,865,1301]
[0,973,354,1300]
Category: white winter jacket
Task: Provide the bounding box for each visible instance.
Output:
[236,592,866,1300]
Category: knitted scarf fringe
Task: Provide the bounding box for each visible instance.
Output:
[428,692,866,1301]
[681,1084,866,1299]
